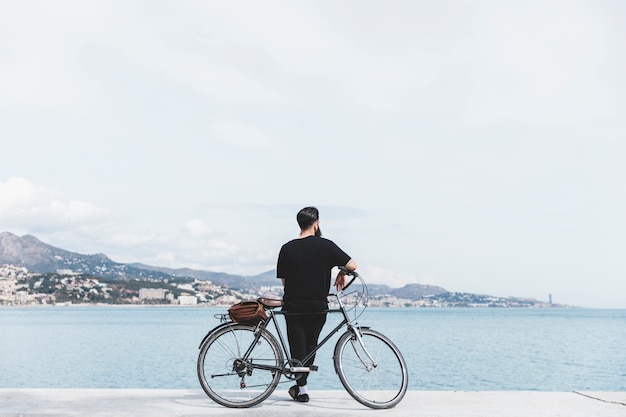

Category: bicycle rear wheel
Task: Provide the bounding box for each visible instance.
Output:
[334,328,408,409]
[197,323,283,408]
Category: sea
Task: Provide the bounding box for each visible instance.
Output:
[1,306,624,391]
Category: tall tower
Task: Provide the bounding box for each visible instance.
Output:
[549,293,553,305]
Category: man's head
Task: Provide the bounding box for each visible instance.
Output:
[297,206,321,237]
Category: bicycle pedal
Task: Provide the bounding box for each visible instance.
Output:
[289,365,318,373]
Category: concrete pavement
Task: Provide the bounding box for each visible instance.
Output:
[1,389,624,417]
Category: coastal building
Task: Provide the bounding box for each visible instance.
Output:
[214,294,238,305]
[0,264,30,304]
[138,288,167,301]
[178,295,198,305]
[176,283,194,292]
[0,277,16,304]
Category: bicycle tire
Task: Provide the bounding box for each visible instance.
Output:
[334,328,408,409]
[197,323,283,408]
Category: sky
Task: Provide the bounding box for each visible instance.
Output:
[1,0,625,308]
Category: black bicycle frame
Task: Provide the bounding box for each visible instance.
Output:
[244,305,356,374]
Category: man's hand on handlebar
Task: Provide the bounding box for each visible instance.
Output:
[334,272,347,291]
[335,262,357,291]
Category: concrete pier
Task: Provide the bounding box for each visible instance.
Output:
[1,389,624,417]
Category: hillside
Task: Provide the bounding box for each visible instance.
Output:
[0,232,445,296]
[0,232,275,290]
[0,231,564,307]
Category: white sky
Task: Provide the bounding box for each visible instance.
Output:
[1,1,625,308]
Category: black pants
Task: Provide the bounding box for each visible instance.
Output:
[285,312,327,387]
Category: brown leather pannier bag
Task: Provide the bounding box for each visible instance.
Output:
[228,301,267,325]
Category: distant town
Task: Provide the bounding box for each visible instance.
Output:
[0,264,560,308]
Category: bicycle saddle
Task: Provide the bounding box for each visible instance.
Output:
[257,297,284,308]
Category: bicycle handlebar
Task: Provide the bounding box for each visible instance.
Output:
[338,265,358,276]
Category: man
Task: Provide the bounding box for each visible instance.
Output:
[277,206,357,403]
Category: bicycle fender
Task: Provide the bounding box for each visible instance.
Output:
[198,321,235,348]
[334,326,371,342]
[352,326,371,331]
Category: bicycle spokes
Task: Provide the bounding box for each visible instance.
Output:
[334,328,408,409]
[198,325,283,408]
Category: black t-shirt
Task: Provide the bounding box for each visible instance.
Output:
[277,236,351,312]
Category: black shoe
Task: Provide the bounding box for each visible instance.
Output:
[288,385,309,403]
[288,385,299,400]
[295,393,309,403]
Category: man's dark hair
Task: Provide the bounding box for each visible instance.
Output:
[297,206,319,230]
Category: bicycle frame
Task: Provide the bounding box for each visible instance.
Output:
[240,290,376,377]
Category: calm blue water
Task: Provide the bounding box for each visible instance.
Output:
[0,307,624,391]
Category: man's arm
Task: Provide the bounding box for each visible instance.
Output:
[344,259,357,271]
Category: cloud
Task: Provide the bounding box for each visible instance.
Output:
[184,219,213,237]
[0,177,110,231]
[0,179,277,273]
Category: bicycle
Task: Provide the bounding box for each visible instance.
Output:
[197,268,408,409]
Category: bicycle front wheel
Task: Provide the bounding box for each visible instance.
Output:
[197,323,283,408]
[334,328,408,409]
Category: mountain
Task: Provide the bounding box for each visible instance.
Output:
[0,232,113,273]
[0,232,564,307]
[127,263,278,288]
[0,232,274,289]
[0,232,445,296]
[391,283,448,298]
